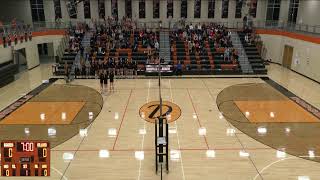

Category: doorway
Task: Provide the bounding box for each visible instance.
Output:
[14,48,28,73]
[282,45,294,69]
[38,43,55,64]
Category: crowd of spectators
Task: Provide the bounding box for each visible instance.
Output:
[171,23,238,62]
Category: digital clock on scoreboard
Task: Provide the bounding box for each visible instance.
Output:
[1,141,50,176]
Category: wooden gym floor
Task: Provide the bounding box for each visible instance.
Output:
[0,64,320,179]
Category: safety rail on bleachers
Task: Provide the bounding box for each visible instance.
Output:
[135,20,320,35]
[2,20,319,36]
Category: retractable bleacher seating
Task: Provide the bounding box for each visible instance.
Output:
[238,32,267,74]
[55,51,77,75]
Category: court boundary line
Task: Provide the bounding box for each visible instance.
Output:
[202,79,264,180]
[112,89,133,150]
[137,79,151,180]
[169,79,186,180]
[186,88,210,150]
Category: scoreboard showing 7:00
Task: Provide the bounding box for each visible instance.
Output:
[1,141,50,176]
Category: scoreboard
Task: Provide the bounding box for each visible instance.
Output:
[1,141,50,177]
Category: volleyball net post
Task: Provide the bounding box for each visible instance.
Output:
[155,60,169,174]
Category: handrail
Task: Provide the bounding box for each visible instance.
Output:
[1,20,319,37]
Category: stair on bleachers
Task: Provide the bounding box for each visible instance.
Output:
[238,31,267,74]
[230,32,253,74]
[159,31,171,63]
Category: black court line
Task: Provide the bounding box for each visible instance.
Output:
[0,78,58,120]
[262,77,320,120]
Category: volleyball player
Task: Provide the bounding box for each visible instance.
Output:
[103,58,109,74]
[109,71,114,91]
[115,60,120,77]
[127,60,133,78]
[103,71,109,93]
[109,58,115,74]
[133,60,138,77]
[119,58,124,78]
[123,58,128,78]
[99,70,105,93]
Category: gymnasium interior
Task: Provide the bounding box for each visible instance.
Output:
[0,0,320,179]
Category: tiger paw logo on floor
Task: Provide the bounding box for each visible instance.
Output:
[139,101,181,123]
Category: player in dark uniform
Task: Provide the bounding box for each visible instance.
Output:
[109,58,115,74]
[109,71,114,91]
[123,58,128,78]
[103,71,109,93]
[103,59,109,74]
[115,60,120,77]
[133,60,138,77]
[127,60,133,78]
[119,59,124,78]
[99,71,105,93]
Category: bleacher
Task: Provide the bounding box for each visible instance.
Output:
[238,32,267,74]
[54,51,77,75]
[171,35,241,75]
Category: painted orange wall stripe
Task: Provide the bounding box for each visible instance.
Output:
[255,29,320,44]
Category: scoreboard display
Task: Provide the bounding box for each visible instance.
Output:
[1,141,50,176]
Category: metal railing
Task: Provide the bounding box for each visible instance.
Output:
[2,20,319,38]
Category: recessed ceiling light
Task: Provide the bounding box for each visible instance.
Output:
[239,150,249,157]
[169,127,177,134]
[192,113,197,119]
[114,112,119,120]
[79,128,88,137]
[277,149,286,158]
[298,176,310,180]
[63,152,74,161]
[135,151,144,160]
[226,128,235,136]
[219,112,224,119]
[89,112,93,120]
[141,112,145,119]
[285,127,291,134]
[206,150,215,158]
[40,113,45,120]
[48,127,56,137]
[170,150,181,161]
[99,150,110,158]
[257,127,267,135]
[198,127,206,136]
[308,150,315,159]
[108,128,117,137]
[61,112,67,120]
[245,111,250,117]
[24,128,30,135]
[270,112,275,118]
[139,129,146,135]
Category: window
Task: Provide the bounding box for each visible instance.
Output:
[181,0,187,18]
[66,0,77,19]
[250,0,258,18]
[139,0,145,19]
[83,0,91,19]
[153,0,160,18]
[288,0,299,23]
[125,0,132,18]
[266,0,281,22]
[54,0,62,19]
[221,0,229,18]
[167,0,173,18]
[111,0,118,19]
[235,0,243,18]
[194,0,201,18]
[98,0,105,19]
[208,0,215,18]
[30,0,45,22]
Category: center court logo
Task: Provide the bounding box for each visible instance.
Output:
[139,101,181,123]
